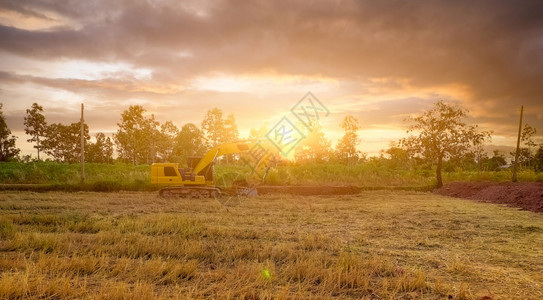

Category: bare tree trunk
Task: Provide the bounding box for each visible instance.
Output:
[80,103,85,183]
[436,155,443,188]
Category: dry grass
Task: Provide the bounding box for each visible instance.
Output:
[1,191,542,299]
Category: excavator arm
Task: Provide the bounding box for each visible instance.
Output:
[192,140,278,176]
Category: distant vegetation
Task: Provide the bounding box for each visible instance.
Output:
[0,103,20,161]
[1,100,543,189]
[0,161,541,192]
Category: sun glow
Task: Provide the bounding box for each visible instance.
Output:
[190,73,338,94]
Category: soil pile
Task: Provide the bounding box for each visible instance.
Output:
[257,185,361,195]
[435,181,543,213]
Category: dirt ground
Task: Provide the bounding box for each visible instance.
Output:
[434,181,543,213]
[257,185,361,195]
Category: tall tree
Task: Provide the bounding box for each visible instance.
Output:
[295,120,332,163]
[24,103,47,160]
[172,123,206,164]
[201,108,225,147]
[224,113,239,142]
[521,124,537,167]
[114,105,156,165]
[42,123,64,162]
[155,120,179,162]
[0,103,20,161]
[223,113,239,163]
[535,145,543,173]
[147,114,160,163]
[335,115,360,164]
[42,122,90,163]
[521,124,537,149]
[401,101,491,188]
[509,124,538,169]
[87,132,114,163]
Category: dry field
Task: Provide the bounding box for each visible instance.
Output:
[1,190,542,299]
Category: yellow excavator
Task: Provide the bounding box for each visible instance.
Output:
[151,140,279,197]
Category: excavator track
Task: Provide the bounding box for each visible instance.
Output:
[159,186,221,198]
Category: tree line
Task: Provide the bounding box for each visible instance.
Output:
[15,104,240,165]
[109,105,367,166]
[1,102,364,166]
[21,103,112,163]
[1,101,542,186]
[113,106,239,165]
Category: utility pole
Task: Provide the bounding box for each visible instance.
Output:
[512,105,523,182]
[80,103,85,183]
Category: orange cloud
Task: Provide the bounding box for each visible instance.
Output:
[1,0,542,157]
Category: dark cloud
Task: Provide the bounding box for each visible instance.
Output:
[3,1,542,88]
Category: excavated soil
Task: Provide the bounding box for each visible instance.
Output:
[434,181,543,213]
[257,185,361,195]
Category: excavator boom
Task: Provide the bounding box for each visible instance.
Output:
[192,142,251,175]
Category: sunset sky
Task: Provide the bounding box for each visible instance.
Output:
[1,0,542,157]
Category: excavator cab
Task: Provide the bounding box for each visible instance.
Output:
[187,156,214,182]
[150,163,206,185]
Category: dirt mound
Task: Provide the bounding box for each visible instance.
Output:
[435,181,543,213]
[257,185,361,195]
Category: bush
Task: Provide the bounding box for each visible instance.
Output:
[92,181,123,192]
[0,162,149,185]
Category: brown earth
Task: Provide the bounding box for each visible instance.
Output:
[434,181,543,213]
[257,185,361,195]
[256,185,438,195]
